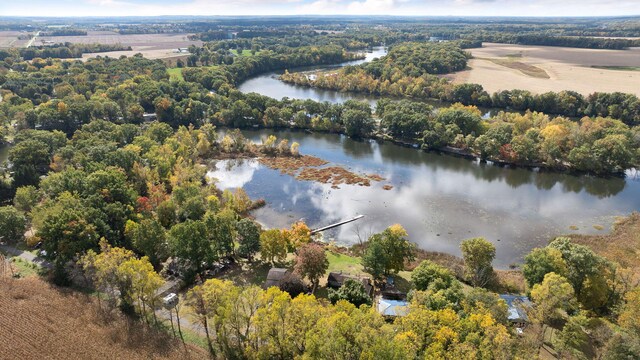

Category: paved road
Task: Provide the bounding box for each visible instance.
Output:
[25,31,41,48]
[0,243,52,269]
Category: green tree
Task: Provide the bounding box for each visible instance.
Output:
[603,332,640,360]
[9,139,50,187]
[362,224,415,280]
[168,220,212,281]
[410,280,465,311]
[156,200,177,229]
[328,278,372,307]
[411,260,455,291]
[13,185,40,214]
[530,272,577,324]
[549,237,605,297]
[460,237,496,287]
[236,218,261,259]
[553,312,591,360]
[260,229,288,264]
[204,208,237,259]
[361,238,386,281]
[39,201,99,284]
[522,247,567,288]
[124,218,168,269]
[343,109,374,138]
[0,206,27,243]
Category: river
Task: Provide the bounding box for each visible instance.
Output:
[238,47,389,107]
[233,47,640,267]
[238,46,507,118]
[207,129,640,268]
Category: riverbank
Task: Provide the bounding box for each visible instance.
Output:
[235,76,637,175]
[380,136,628,177]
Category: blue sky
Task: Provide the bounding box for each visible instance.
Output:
[1,0,638,17]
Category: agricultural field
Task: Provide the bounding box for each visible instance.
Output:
[0,277,207,360]
[449,42,640,96]
[0,31,29,48]
[35,30,202,60]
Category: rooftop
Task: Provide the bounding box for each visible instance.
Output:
[263,268,289,289]
[377,298,409,317]
[499,294,532,323]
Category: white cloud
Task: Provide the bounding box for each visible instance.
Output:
[346,0,398,13]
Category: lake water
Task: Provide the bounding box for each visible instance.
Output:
[207,129,640,268]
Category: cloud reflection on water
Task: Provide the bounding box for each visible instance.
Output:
[207,130,640,268]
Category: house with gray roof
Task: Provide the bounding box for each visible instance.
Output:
[499,294,532,329]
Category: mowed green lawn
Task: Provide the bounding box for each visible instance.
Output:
[325,251,365,275]
[234,49,261,56]
[167,67,184,81]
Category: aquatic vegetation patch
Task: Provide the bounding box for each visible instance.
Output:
[259,154,384,188]
[258,155,328,175]
[298,166,372,188]
[367,174,386,182]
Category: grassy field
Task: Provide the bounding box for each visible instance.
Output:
[167,67,184,81]
[590,65,640,71]
[0,277,207,359]
[451,43,640,96]
[325,251,364,275]
[484,57,550,78]
[234,49,259,56]
[0,250,43,278]
[569,212,640,273]
[8,256,42,277]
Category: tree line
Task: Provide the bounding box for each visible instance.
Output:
[280,42,640,126]
[11,43,133,61]
[41,29,88,36]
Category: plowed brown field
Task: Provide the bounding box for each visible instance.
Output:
[0,277,206,360]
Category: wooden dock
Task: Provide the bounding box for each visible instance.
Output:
[311,215,365,234]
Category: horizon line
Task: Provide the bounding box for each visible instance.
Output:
[2,14,640,19]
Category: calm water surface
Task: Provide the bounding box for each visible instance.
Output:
[207,130,640,268]
[233,49,639,267]
[238,47,388,107]
[238,46,504,116]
